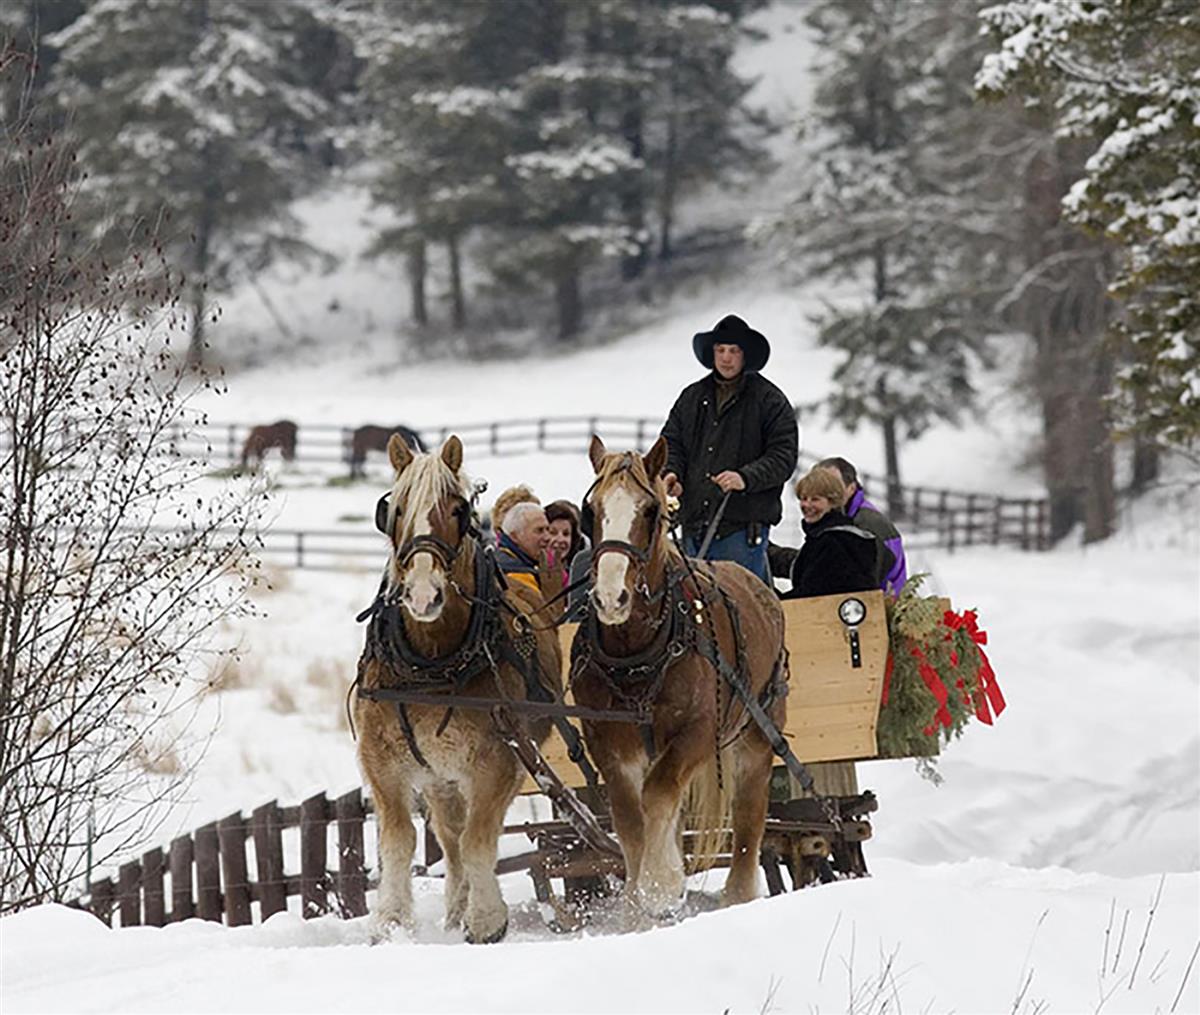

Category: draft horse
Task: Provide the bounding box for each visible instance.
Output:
[353,434,561,942]
[349,423,426,479]
[240,419,297,469]
[571,435,788,917]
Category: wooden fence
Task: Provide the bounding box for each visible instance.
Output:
[72,791,370,928]
[69,790,540,929]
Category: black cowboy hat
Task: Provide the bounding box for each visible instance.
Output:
[691,314,770,372]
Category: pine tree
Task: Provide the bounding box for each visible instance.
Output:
[46,0,338,365]
[978,0,1200,454]
[761,0,1004,516]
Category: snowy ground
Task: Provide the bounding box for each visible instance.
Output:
[4,360,1198,1014]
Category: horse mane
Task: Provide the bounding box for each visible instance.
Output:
[388,451,469,544]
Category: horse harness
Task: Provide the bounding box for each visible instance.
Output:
[354,536,602,795]
[570,561,789,765]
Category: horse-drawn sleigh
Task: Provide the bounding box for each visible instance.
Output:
[352,433,902,941]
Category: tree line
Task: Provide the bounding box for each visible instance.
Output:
[2,0,774,360]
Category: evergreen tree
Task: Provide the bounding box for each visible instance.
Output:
[47,0,338,364]
[344,0,522,339]
[761,0,1003,516]
[978,0,1200,454]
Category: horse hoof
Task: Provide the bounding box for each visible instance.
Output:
[464,918,508,944]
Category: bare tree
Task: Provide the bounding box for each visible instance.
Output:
[0,42,265,912]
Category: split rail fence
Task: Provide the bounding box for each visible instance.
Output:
[195,416,1048,556]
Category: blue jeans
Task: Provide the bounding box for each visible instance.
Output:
[685,526,771,585]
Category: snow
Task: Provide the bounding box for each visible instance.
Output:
[5,298,1198,1015]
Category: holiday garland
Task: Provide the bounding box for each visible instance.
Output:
[877,575,1005,775]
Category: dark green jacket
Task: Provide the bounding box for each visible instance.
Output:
[661,372,798,538]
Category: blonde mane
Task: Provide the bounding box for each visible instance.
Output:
[387,451,469,545]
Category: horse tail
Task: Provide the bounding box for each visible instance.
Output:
[681,747,733,874]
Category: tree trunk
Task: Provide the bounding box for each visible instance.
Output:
[555,263,582,341]
[881,412,904,520]
[1022,142,1115,545]
[447,233,465,330]
[407,237,428,328]
[658,74,678,262]
[187,196,213,368]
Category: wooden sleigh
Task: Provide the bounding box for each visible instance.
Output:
[491,590,894,910]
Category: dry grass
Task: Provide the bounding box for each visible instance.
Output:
[267,681,299,715]
[305,658,353,731]
[131,735,183,776]
[205,654,259,694]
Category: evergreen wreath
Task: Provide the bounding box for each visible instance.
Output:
[878,574,1005,782]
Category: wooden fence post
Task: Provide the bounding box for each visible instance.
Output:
[1020,499,1031,550]
[142,847,166,927]
[118,860,141,927]
[537,418,546,452]
[295,532,304,569]
[89,877,115,927]
[489,422,499,456]
[194,822,222,923]
[300,792,330,918]
[991,498,1003,546]
[1036,499,1048,550]
[965,494,977,547]
[252,801,288,920]
[218,811,252,927]
[912,487,922,529]
[335,789,367,918]
[169,834,194,922]
[227,424,236,466]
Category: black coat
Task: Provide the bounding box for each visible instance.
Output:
[661,372,798,538]
[779,511,880,600]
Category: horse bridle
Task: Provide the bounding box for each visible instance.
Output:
[584,453,665,599]
[375,486,483,595]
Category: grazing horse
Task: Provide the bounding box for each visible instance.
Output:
[349,423,425,479]
[353,434,561,942]
[571,435,788,917]
[240,419,297,469]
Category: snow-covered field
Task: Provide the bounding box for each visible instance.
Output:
[5,5,1199,1013]
[5,286,1198,1013]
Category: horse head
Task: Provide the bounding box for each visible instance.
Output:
[376,434,473,622]
[586,434,670,626]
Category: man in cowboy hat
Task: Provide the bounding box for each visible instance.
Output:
[660,314,798,582]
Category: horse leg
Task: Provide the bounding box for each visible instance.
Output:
[361,761,417,938]
[424,781,469,930]
[603,754,647,897]
[460,750,521,944]
[724,736,773,906]
[637,728,708,918]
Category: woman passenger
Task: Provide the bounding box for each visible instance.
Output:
[544,499,584,577]
[770,468,886,599]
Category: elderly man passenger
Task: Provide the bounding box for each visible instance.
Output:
[495,501,550,593]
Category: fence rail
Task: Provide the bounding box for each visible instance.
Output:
[3,414,1050,553]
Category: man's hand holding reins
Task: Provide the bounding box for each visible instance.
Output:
[711,470,745,493]
[661,471,683,498]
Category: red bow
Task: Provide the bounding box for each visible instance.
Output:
[910,644,953,734]
[944,609,1006,725]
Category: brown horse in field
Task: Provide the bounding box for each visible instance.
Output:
[353,434,561,942]
[240,419,297,469]
[571,435,787,918]
[349,423,425,479]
